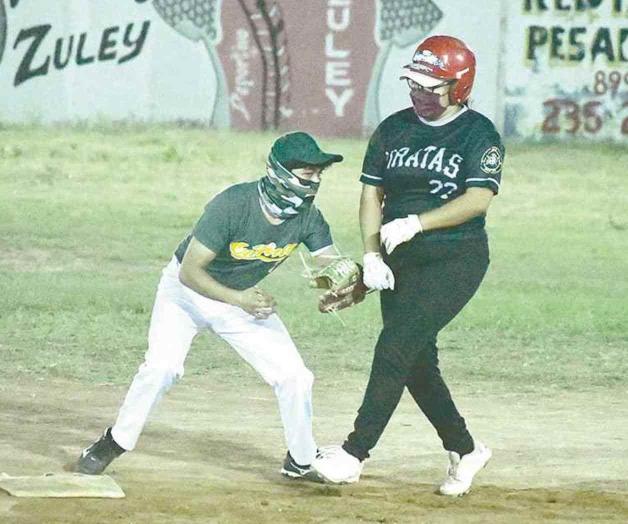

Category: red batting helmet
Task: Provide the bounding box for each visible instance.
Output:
[400,35,476,105]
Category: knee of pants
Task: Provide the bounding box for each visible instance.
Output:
[375,330,422,370]
[137,362,182,391]
[380,324,436,354]
[415,342,439,369]
[274,366,314,393]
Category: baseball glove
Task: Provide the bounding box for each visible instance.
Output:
[309,257,368,313]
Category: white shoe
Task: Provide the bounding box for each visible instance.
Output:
[312,445,363,484]
[438,442,492,497]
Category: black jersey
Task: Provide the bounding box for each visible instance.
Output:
[360,107,505,240]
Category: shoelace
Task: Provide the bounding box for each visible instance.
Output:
[446,454,461,480]
[446,464,460,481]
[315,445,344,459]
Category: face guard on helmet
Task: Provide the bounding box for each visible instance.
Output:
[400,35,476,105]
[258,132,343,220]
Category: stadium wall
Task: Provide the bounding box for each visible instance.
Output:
[0,0,625,141]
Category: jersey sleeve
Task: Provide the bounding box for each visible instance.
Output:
[359,126,386,186]
[301,205,333,253]
[191,188,233,253]
[464,127,505,195]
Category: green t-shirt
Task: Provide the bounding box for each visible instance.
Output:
[360,107,505,240]
[174,181,332,290]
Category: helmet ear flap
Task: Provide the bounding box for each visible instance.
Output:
[449,67,475,105]
[449,80,461,105]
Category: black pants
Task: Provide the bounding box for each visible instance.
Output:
[343,236,490,460]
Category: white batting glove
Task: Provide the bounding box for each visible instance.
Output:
[362,252,395,291]
[380,215,423,254]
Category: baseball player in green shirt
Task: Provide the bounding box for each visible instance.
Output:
[75,132,345,480]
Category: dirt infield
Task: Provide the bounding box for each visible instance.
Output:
[1,377,626,523]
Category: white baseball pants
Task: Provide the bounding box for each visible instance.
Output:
[111,257,317,466]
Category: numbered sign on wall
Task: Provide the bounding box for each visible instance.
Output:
[504,1,628,141]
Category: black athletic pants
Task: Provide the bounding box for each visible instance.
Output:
[343,236,490,460]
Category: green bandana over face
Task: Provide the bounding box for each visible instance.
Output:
[257,132,343,219]
[258,153,320,219]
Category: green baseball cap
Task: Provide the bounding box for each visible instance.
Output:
[271,132,344,171]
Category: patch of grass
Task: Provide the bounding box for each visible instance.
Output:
[0,125,626,391]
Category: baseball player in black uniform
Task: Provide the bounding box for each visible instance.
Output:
[313,35,505,496]
[75,132,344,479]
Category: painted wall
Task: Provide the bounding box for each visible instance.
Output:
[504,0,628,141]
[0,0,502,136]
[0,0,219,124]
[0,0,626,141]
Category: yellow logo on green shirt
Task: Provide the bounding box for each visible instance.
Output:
[230,241,298,262]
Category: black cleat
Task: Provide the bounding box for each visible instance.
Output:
[280,451,322,481]
[76,427,125,475]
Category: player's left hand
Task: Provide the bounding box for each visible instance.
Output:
[237,287,276,319]
[318,278,368,313]
[309,257,368,313]
[253,287,277,319]
[380,215,423,254]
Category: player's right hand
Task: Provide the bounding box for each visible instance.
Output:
[380,215,423,254]
[362,252,395,291]
[237,287,277,319]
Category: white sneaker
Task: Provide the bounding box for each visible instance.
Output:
[312,445,363,484]
[438,442,492,497]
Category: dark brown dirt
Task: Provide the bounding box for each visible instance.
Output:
[1,377,626,523]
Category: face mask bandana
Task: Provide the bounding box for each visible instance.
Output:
[258,156,320,219]
[410,90,447,121]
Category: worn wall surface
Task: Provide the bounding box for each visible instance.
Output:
[504,0,628,141]
[0,0,626,140]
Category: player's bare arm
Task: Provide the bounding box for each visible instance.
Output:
[309,245,338,267]
[358,184,395,290]
[418,187,494,232]
[359,184,384,254]
[180,236,275,318]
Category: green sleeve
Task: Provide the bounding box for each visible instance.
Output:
[191,188,233,253]
[301,205,333,253]
[359,126,386,186]
[464,127,505,195]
